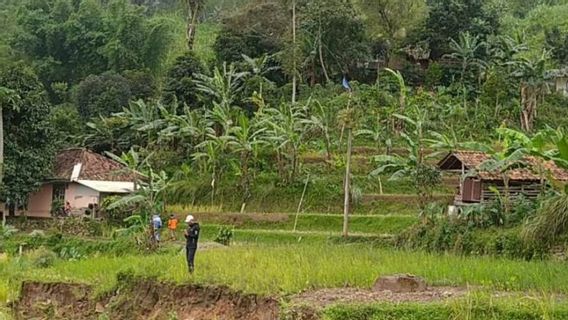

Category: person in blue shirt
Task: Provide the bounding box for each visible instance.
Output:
[151,214,163,243]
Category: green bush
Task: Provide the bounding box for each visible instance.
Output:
[397,220,548,260]
[214,226,234,246]
[27,247,58,268]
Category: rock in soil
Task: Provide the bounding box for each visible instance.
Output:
[373,274,427,293]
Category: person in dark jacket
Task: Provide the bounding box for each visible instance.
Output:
[184,215,200,273]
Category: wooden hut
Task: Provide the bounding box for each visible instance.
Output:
[438,151,568,205]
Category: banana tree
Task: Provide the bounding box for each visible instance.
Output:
[497,127,555,193]
[107,149,171,248]
[263,102,308,183]
[356,109,393,155]
[227,112,268,209]
[242,54,279,96]
[302,99,336,162]
[194,63,249,109]
[192,128,234,203]
[114,100,167,148]
[371,111,440,219]
[508,52,549,132]
[478,148,526,216]
[447,32,485,86]
[384,68,407,134]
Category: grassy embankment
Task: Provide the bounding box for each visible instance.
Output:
[3,244,568,299]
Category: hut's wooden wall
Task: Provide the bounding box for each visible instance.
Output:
[481,181,541,202]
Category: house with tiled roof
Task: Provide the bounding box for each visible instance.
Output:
[438,151,568,205]
[23,148,136,218]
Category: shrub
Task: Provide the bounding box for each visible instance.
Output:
[100,195,133,226]
[0,225,18,239]
[27,247,58,268]
[162,52,204,110]
[214,225,234,246]
[74,72,132,119]
[523,193,568,247]
[397,220,548,260]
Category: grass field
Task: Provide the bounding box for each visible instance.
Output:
[3,244,568,301]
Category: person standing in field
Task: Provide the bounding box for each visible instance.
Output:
[167,214,179,240]
[184,215,200,274]
[152,214,163,243]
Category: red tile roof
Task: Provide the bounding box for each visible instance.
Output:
[439,151,568,181]
[53,148,136,182]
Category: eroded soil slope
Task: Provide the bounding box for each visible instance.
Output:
[14,278,279,320]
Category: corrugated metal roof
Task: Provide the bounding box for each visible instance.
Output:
[439,151,568,181]
[77,180,135,194]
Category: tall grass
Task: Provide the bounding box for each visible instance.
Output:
[5,245,568,297]
[523,194,568,246]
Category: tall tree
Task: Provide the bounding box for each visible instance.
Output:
[12,0,176,88]
[0,64,56,214]
[0,86,19,226]
[424,0,499,58]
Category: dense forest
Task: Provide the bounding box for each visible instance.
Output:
[2,0,568,214]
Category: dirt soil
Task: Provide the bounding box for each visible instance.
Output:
[290,286,468,307]
[14,278,279,320]
[15,281,95,319]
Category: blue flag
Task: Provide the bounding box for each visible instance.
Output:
[342,76,351,91]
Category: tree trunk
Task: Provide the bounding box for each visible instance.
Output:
[520,84,537,132]
[395,92,405,134]
[186,1,200,50]
[318,26,330,83]
[324,132,332,163]
[343,126,353,238]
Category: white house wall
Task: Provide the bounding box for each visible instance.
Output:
[66,182,100,212]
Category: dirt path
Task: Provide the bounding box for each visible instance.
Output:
[290,286,468,307]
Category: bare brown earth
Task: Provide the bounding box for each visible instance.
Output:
[290,286,467,307]
[14,278,473,320]
[14,277,471,320]
[14,279,279,320]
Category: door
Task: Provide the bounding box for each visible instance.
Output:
[462,178,482,203]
